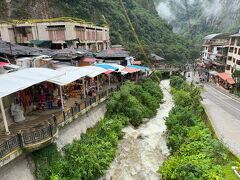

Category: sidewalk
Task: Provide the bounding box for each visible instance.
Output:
[202,84,240,157]
[207,82,240,102]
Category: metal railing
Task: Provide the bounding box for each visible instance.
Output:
[0,83,121,160]
[0,119,57,159]
[61,84,120,124]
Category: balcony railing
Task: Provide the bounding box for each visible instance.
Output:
[0,84,121,161]
[0,119,57,159]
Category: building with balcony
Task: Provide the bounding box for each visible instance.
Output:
[225,33,240,75]
[0,18,110,52]
[202,33,229,63]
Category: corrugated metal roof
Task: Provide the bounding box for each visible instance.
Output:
[230,33,240,37]
[203,33,229,40]
[96,48,129,58]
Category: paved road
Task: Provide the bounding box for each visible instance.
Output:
[202,84,240,156]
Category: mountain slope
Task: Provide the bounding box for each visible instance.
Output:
[155,0,240,43]
[0,0,199,63]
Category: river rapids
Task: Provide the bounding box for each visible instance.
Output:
[104,80,174,180]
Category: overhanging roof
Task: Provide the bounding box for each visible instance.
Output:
[87,66,108,78]
[49,66,95,86]
[104,63,125,71]
[0,68,64,98]
[95,64,119,71]
[121,67,140,74]
[230,33,240,37]
[127,65,150,72]
[204,33,230,40]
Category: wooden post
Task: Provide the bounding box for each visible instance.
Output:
[97,76,100,92]
[136,72,139,82]
[0,98,10,135]
[108,74,111,87]
[83,78,86,98]
[59,86,64,110]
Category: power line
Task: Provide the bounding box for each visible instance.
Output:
[119,0,160,82]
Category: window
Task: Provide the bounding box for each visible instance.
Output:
[234,48,237,54]
[228,56,232,61]
[230,38,236,45]
[47,25,66,41]
[237,38,240,46]
[233,58,236,63]
[229,47,234,52]
[15,26,33,43]
[237,60,240,65]
[238,49,240,55]
[226,65,231,70]
[75,26,85,41]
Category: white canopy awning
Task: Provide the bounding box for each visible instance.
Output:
[49,66,95,86]
[0,68,64,98]
[87,66,108,78]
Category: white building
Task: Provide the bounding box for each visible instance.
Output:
[202,33,229,63]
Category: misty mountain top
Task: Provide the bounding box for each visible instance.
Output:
[154,0,240,36]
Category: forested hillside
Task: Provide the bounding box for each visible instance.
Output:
[0,0,199,63]
[155,0,240,44]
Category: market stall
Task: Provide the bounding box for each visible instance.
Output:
[217,72,235,91]
[48,66,96,109]
[0,68,64,134]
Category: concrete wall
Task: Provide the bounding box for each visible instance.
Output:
[0,154,35,180]
[0,24,11,42]
[0,21,110,44]
[56,102,106,149]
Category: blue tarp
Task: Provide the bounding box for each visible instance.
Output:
[127,65,150,72]
[95,64,119,71]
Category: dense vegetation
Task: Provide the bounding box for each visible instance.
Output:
[155,0,240,45]
[0,0,199,64]
[33,78,163,180]
[107,78,163,126]
[159,76,239,179]
[54,0,199,63]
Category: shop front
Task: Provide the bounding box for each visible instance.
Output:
[217,72,235,92]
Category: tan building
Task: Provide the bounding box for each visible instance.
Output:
[225,33,240,75]
[0,18,110,51]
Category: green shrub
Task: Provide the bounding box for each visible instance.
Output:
[32,144,64,180]
[107,79,163,126]
[150,71,162,83]
[160,155,224,180]
[160,75,236,179]
[33,79,163,179]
